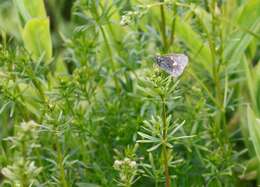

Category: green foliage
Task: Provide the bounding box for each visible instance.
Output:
[246,107,260,162]
[22,18,52,62]
[13,0,52,62]
[1,121,42,187]
[13,0,46,22]
[0,0,259,186]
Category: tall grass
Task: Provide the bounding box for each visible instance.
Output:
[0,0,259,186]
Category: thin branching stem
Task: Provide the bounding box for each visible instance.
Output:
[91,1,119,92]
[99,26,120,91]
[169,2,177,46]
[56,135,69,187]
[161,96,171,187]
[159,1,168,52]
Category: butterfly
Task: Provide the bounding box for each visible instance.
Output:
[155,53,189,78]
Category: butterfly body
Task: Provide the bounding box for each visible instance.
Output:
[155,53,188,78]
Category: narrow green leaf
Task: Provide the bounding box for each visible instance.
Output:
[175,16,212,71]
[168,121,185,137]
[13,0,30,22]
[0,102,10,114]
[243,56,257,111]
[137,140,159,143]
[13,0,46,22]
[23,0,46,18]
[147,143,162,152]
[76,183,100,187]
[224,0,260,66]
[137,132,160,142]
[247,106,260,162]
[22,18,52,62]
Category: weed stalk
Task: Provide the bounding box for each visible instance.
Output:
[159,1,168,52]
[161,96,171,187]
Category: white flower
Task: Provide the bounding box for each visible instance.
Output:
[129,161,137,169]
[20,120,38,132]
[124,157,131,164]
[113,160,123,170]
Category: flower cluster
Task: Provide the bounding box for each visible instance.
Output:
[1,121,41,186]
[120,5,149,26]
[113,158,138,187]
[1,159,42,186]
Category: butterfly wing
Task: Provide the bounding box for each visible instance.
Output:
[170,54,188,77]
[155,53,188,77]
[155,55,175,75]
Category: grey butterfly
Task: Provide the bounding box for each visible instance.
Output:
[155,53,189,78]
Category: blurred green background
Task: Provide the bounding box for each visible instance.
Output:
[0,0,260,187]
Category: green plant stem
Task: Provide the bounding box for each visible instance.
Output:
[193,2,222,110]
[204,0,209,11]
[159,1,168,52]
[169,2,177,46]
[91,1,119,92]
[32,79,46,103]
[31,78,48,122]
[21,140,29,187]
[202,1,223,142]
[21,165,29,187]
[56,135,68,187]
[99,26,119,91]
[209,1,229,148]
[210,1,221,104]
[7,64,29,120]
[161,96,171,187]
[125,179,131,187]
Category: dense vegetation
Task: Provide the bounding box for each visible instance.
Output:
[0,0,259,186]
